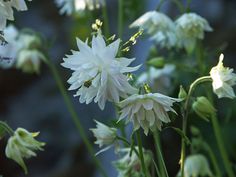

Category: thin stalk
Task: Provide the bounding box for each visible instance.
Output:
[203,143,222,177]
[102,0,110,37]
[136,131,149,177]
[46,60,108,177]
[153,131,169,177]
[211,114,234,177]
[116,136,139,156]
[180,76,212,177]
[118,0,123,39]
[0,121,14,136]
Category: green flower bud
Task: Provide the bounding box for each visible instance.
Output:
[5,128,45,174]
[18,33,42,50]
[178,85,187,100]
[190,126,201,136]
[146,57,164,69]
[192,96,216,121]
[16,49,46,74]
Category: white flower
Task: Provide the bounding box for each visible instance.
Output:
[90,120,117,147]
[177,154,213,177]
[175,13,212,52]
[61,34,140,110]
[130,11,177,49]
[114,147,151,177]
[137,64,175,93]
[118,93,181,135]
[55,0,104,15]
[0,25,19,68]
[16,49,45,73]
[5,128,45,174]
[210,54,236,99]
[90,120,117,155]
[0,0,31,31]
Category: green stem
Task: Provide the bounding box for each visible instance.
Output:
[136,131,149,177]
[102,0,110,37]
[203,143,222,177]
[118,0,123,39]
[196,41,205,75]
[156,0,165,11]
[211,114,234,177]
[153,131,169,177]
[0,121,14,136]
[46,60,108,177]
[180,76,212,177]
[116,136,139,156]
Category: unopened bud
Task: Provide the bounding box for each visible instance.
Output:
[146,57,164,69]
[178,85,187,100]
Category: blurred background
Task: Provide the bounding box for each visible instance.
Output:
[1,0,236,176]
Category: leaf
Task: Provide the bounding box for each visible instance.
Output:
[0,125,6,140]
[170,127,191,145]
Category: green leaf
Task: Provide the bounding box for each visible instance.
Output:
[146,57,165,69]
[170,127,191,145]
[0,125,6,140]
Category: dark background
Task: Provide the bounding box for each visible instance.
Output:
[0,0,236,176]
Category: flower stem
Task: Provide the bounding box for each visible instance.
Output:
[153,131,169,177]
[203,143,222,177]
[118,0,123,39]
[102,0,110,37]
[180,76,212,177]
[0,121,14,136]
[116,136,139,156]
[46,60,108,177]
[135,130,149,177]
[211,114,235,177]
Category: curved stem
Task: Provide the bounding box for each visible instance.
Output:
[153,131,169,177]
[0,121,14,136]
[211,114,234,177]
[102,1,110,37]
[46,60,108,177]
[136,131,149,177]
[180,76,212,177]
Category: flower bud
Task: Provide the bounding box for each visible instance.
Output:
[90,120,117,148]
[192,96,216,121]
[18,33,42,50]
[16,49,46,74]
[178,85,187,100]
[5,128,45,174]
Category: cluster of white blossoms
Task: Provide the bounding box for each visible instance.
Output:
[55,0,104,15]
[62,34,140,110]
[130,11,212,51]
[118,93,181,135]
[0,25,46,73]
[0,0,31,32]
[130,11,177,49]
[5,128,45,174]
[177,154,213,177]
[175,13,213,52]
[210,54,236,99]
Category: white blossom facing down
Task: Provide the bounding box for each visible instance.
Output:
[175,13,212,52]
[130,11,177,49]
[61,34,140,110]
[90,120,117,148]
[0,0,31,31]
[118,93,181,135]
[55,0,104,15]
[210,54,236,99]
[177,154,213,177]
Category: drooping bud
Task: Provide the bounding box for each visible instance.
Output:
[5,128,45,174]
[178,85,187,100]
[192,96,216,121]
[147,57,165,69]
